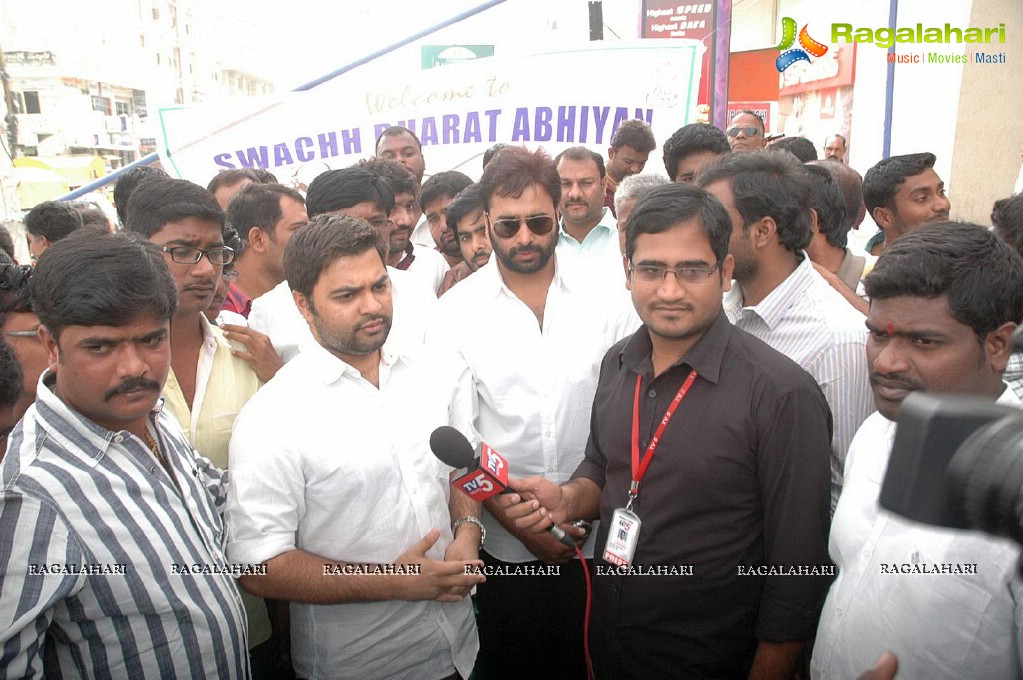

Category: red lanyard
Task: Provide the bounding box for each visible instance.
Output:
[628,368,698,510]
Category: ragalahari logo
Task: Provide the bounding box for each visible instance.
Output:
[775,17,829,72]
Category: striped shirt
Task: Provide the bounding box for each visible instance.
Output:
[724,254,874,513]
[0,372,249,678]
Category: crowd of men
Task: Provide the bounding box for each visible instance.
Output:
[1,112,1022,680]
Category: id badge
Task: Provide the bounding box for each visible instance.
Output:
[602,508,641,568]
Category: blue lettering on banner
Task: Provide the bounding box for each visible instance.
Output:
[208,107,655,168]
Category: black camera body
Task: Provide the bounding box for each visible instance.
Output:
[882,392,1023,545]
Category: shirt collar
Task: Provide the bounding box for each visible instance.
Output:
[558,208,616,245]
[726,253,815,331]
[478,253,575,301]
[304,338,401,386]
[200,313,232,351]
[33,370,163,466]
[619,310,730,385]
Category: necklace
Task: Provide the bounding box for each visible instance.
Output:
[141,426,174,480]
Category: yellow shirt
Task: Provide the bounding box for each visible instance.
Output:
[163,315,270,648]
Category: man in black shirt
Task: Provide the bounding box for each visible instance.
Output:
[509,183,834,679]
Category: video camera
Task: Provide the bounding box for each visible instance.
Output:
[881,330,1023,546]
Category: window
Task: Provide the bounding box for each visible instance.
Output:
[152,6,159,19]
[22,91,41,114]
[115,100,131,116]
[91,96,111,114]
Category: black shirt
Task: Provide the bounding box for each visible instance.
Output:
[573,311,834,679]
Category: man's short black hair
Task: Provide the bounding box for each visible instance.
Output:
[610,119,656,153]
[0,225,14,261]
[804,164,848,248]
[554,147,606,179]
[284,214,387,300]
[419,171,473,212]
[478,147,562,212]
[862,152,938,214]
[662,124,730,177]
[206,168,261,195]
[356,157,419,198]
[770,137,818,162]
[865,222,1023,338]
[992,194,1023,256]
[731,109,766,132]
[0,264,33,327]
[626,183,732,265]
[226,183,306,250]
[113,165,169,226]
[374,125,422,152]
[71,201,111,232]
[305,167,396,219]
[697,150,812,252]
[483,143,510,169]
[0,340,22,412]
[30,230,177,341]
[124,176,226,238]
[24,201,83,243]
[446,184,482,238]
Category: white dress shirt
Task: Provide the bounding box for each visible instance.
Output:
[555,207,625,290]
[724,254,874,512]
[225,341,478,680]
[404,243,450,296]
[812,389,1023,680]
[410,215,436,249]
[248,266,436,363]
[425,257,640,562]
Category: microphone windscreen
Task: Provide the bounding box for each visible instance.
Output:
[429,426,476,468]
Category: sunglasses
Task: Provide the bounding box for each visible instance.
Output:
[485,213,556,239]
[726,126,761,138]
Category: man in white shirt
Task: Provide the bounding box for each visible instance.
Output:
[812,222,1023,679]
[554,146,623,285]
[248,167,435,361]
[700,151,874,512]
[227,215,483,680]
[426,146,638,677]
[361,157,450,296]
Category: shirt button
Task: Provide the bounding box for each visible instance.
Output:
[150,466,158,474]
[647,389,657,399]
[546,466,555,473]
[544,431,551,437]
[113,434,124,443]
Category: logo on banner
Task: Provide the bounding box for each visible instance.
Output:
[775,17,829,73]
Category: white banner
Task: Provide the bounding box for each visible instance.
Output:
[157,41,703,187]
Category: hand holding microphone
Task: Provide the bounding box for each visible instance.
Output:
[429,426,579,549]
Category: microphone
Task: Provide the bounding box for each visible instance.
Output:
[430,426,577,549]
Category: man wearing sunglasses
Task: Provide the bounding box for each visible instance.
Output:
[123,176,273,670]
[726,110,768,153]
[426,147,638,678]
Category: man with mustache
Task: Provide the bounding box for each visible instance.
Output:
[812,223,1023,679]
[426,147,639,677]
[122,176,274,669]
[0,231,249,677]
[226,215,483,679]
[555,146,623,284]
[862,152,951,256]
[439,183,491,294]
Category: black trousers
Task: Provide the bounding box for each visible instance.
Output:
[473,551,590,680]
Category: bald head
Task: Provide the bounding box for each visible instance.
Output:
[809,159,865,231]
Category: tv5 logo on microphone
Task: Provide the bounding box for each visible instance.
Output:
[452,444,511,501]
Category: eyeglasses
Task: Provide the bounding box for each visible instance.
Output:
[2,330,38,338]
[160,245,236,266]
[726,126,761,138]
[629,262,721,285]
[485,213,556,239]
[222,269,240,282]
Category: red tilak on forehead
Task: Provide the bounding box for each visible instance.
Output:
[886,321,895,335]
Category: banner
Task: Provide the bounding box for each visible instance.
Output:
[157,41,703,187]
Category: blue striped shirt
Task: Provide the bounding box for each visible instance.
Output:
[0,373,249,678]
[724,255,875,513]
